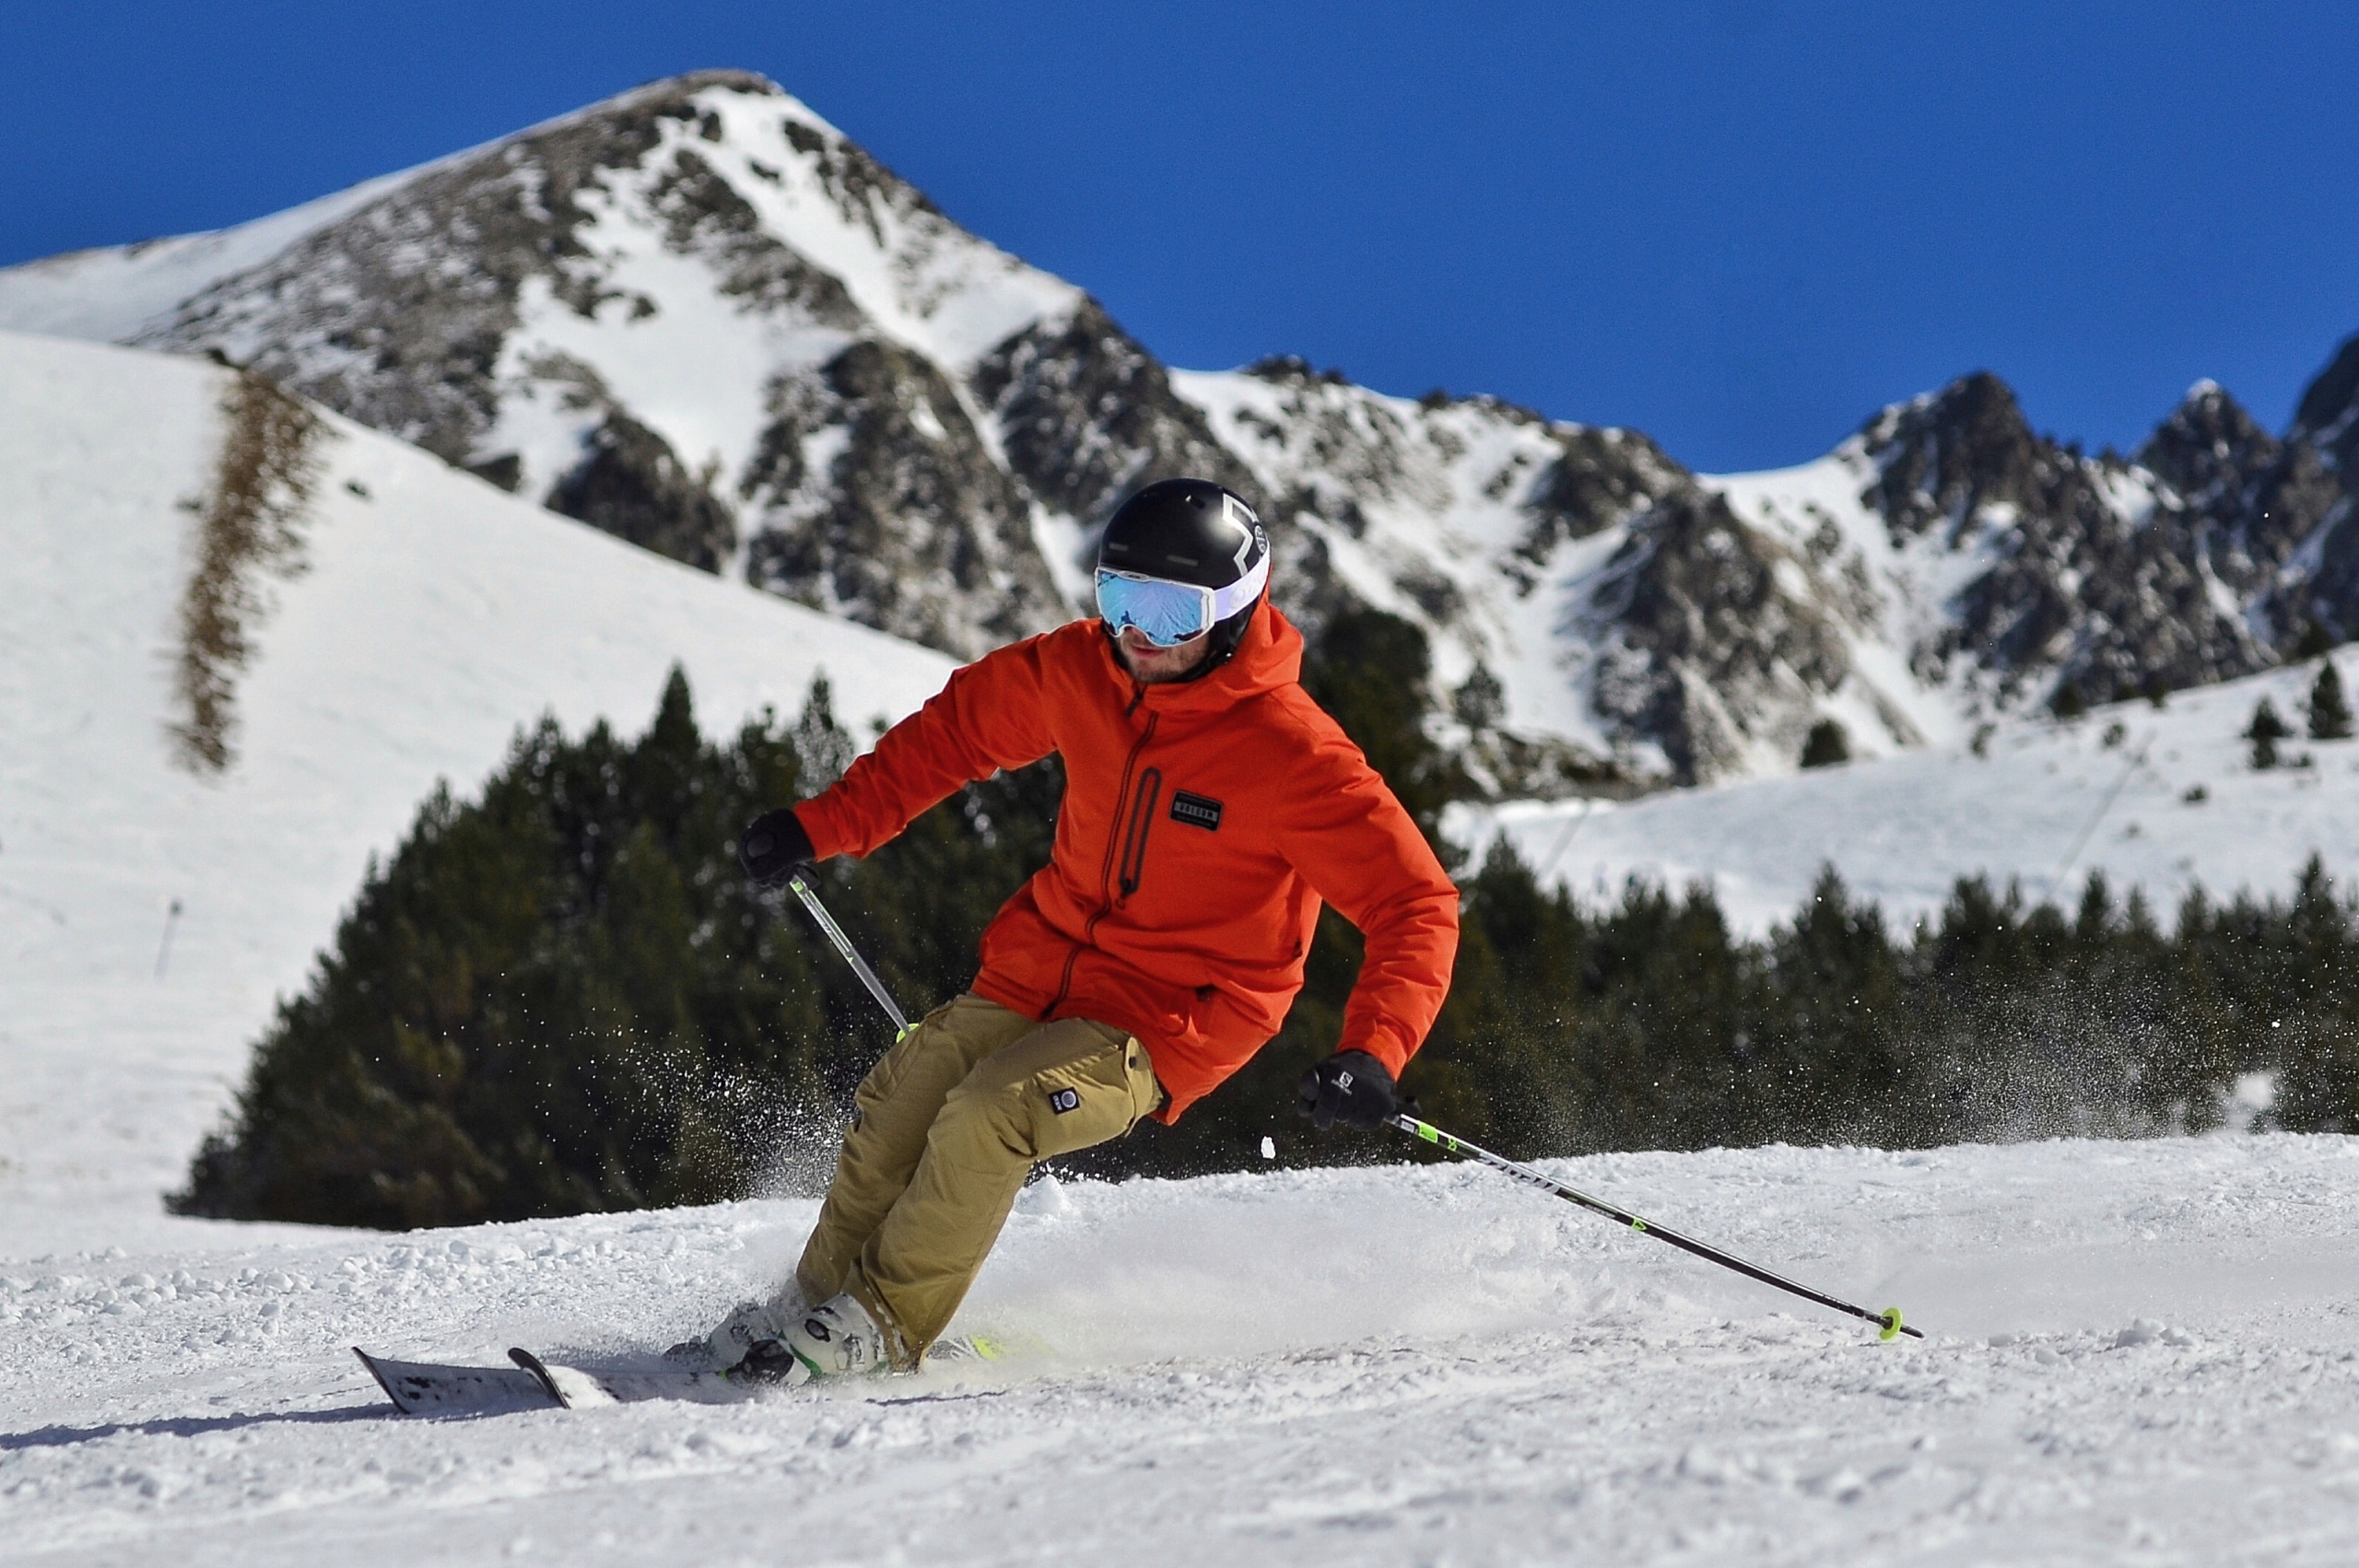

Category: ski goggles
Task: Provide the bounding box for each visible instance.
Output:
[1095,555,1270,647]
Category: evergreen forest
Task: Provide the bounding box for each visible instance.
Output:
[176,614,2359,1229]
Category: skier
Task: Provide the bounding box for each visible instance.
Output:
[701,478,1460,1383]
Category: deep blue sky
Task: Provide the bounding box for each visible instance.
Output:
[5,2,2353,472]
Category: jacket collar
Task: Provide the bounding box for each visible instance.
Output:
[1091,601,1303,715]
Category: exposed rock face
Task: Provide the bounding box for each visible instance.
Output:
[548,411,736,573]
[2291,334,2359,476]
[2264,334,2359,637]
[1521,424,1688,560]
[743,339,1061,656]
[7,69,2359,790]
[2138,380,2343,635]
[975,298,1256,532]
[145,74,782,473]
[1859,373,2268,707]
[1582,488,1855,781]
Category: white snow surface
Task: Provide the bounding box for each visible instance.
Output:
[7,1137,2359,1565]
[1455,652,2359,934]
[0,330,955,1250]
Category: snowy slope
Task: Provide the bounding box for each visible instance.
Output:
[0,167,430,341]
[5,1135,2358,1564]
[1454,650,2359,934]
[0,330,957,1253]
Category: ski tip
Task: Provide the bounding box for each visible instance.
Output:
[351,1347,412,1413]
[507,1346,569,1407]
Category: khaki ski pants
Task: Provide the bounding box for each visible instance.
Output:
[794,993,1163,1366]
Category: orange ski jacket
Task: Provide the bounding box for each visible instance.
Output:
[792,603,1460,1119]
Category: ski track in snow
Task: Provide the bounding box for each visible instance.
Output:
[5,1137,2359,1565]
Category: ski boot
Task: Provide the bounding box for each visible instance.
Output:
[669,1287,807,1370]
[732,1293,891,1387]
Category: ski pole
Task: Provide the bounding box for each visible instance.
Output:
[1389,1113,1924,1341]
[783,874,911,1038]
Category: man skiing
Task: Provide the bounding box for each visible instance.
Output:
[703,477,1460,1383]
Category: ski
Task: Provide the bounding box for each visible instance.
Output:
[355,1331,1042,1416]
[505,1347,745,1409]
[353,1346,559,1416]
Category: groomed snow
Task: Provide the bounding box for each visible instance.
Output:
[1453,654,2359,935]
[6,1135,2358,1564]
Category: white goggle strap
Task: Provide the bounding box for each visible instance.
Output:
[1207,550,1271,622]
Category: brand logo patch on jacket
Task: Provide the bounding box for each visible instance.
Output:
[1169,791,1224,831]
[1048,1087,1081,1115]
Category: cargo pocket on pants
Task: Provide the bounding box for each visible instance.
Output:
[1027,1027,1156,1160]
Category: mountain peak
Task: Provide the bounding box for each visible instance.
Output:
[1857,369,2048,540]
[2137,377,2274,504]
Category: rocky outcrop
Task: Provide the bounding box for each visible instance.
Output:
[743,339,1062,658]
[974,298,1256,532]
[144,73,783,479]
[1582,487,1857,781]
[548,412,737,573]
[1860,373,2268,707]
[1520,424,1687,563]
[2137,381,2342,637]
[2290,333,2359,476]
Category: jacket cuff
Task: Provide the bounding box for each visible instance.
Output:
[792,800,849,862]
[1343,1023,1414,1081]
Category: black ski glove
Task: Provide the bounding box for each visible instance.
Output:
[738,807,816,888]
[1296,1048,1395,1132]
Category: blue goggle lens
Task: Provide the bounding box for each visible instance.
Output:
[1096,569,1215,647]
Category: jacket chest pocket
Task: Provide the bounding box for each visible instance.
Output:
[1116,767,1162,901]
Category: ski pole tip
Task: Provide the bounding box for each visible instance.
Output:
[1878,1305,1906,1342]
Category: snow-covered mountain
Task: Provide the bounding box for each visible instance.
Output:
[0,328,954,1234]
[6,70,2356,785]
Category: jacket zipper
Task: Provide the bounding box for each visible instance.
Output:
[1044,705,1160,1019]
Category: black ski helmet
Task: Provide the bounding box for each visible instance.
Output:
[1097,478,1272,673]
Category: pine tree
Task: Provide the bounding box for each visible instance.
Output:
[1452,661,1506,732]
[180,663,2359,1227]
[2248,696,2291,768]
[2307,661,2353,741]
[1800,719,1849,769]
